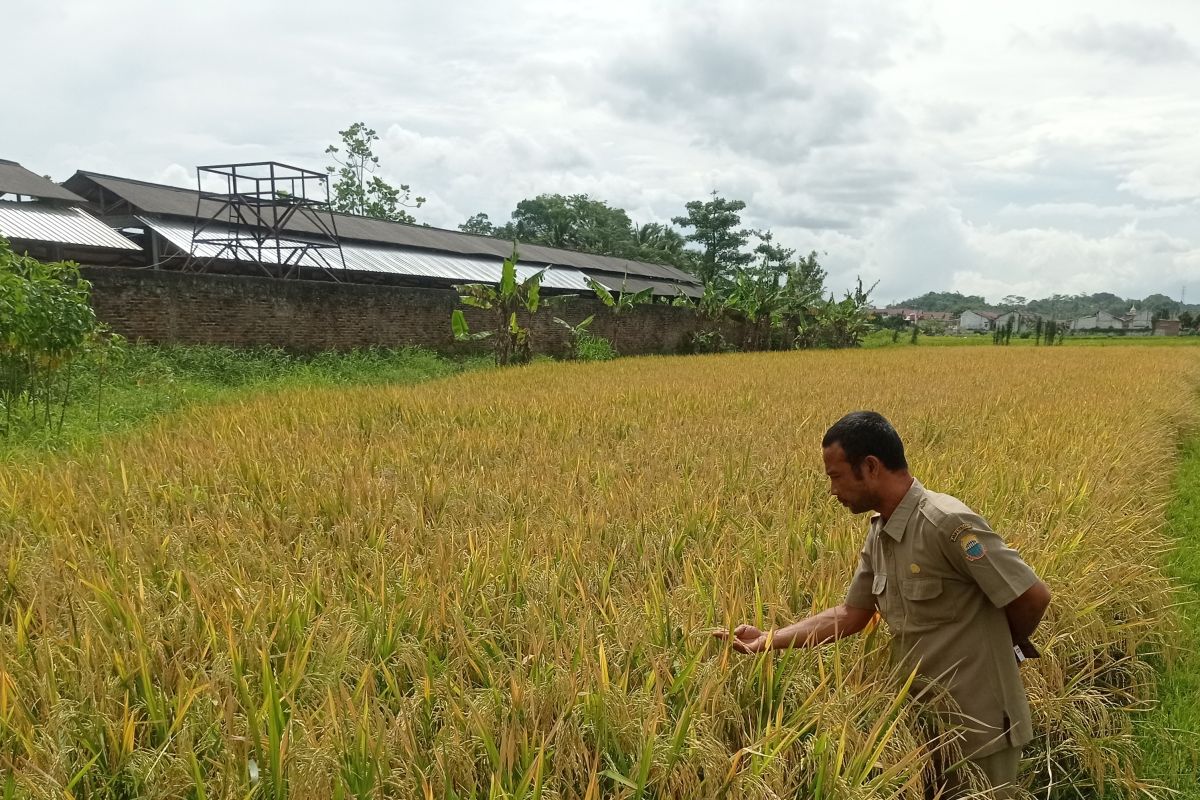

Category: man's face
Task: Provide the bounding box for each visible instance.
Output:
[823,443,878,514]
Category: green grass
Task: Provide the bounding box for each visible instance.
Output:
[0,344,489,460]
[1137,412,1200,797]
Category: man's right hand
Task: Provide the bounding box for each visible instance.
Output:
[712,623,770,654]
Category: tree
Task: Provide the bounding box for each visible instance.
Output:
[0,237,115,434]
[1142,293,1179,318]
[624,223,692,268]
[671,191,753,287]
[1179,310,1195,331]
[751,230,794,282]
[787,250,827,300]
[459,213,496,236]
[630,222,684,253]
[504,194,634,255]
[473,195,695,270]
[992,317,1015,345]
[894,291,988,314]
[325,122,425,222]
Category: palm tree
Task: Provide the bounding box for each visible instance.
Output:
[627,223,688,266]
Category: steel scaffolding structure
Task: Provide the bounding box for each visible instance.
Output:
[183,161,346,280]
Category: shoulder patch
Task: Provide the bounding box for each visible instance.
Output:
[960,532,987,561]
[949,522,972,543]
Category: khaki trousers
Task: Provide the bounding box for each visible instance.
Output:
[968,746,1022,799]
[932,746,1023,799]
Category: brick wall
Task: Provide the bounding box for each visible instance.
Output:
[82,267,746,356]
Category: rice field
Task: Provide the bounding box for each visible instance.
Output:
[1,346,1198,799]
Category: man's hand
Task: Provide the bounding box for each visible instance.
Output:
[711,605,874,655]
[712,624,770,654]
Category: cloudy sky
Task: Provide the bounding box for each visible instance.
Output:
[7,0,1198,303]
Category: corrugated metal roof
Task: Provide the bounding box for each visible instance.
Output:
[590,272,704,299]
[0,202,140,250]
[0,160,86,202]
[138,216,593,291]
[68,171,702,287]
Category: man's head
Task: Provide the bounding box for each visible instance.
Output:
[821,411,909,514]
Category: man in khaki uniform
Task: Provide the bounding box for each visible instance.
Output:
[716,411,1051,798]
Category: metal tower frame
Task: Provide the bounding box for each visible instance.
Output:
[183,161,346,280]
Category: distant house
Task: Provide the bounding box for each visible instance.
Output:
[1153,319,1181,337]
[1071,310,1124,331]
[958,310,999,332]
[1120,306,1153,331]
[993,311,1042,334]
[873,307,954,323]
[1070,306,1155,333]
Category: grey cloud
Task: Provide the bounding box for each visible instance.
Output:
[955,139,1143,223]
[922,101,981,134]
[859,203,975,300]
[801,164,916,206]
[598,2,921,162]
[756,210,855,232]
[1054,18,1198,64]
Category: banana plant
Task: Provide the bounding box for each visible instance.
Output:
[583,275,652,357]
[669,289,694,308]
[552,314,596,360]
[723,268,787,350]
[587,276,653,315]
[450,245,546,365]
[793,277,877,349]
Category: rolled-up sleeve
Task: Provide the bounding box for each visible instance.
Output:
[940,512,1040,608]
[844,535,877,610]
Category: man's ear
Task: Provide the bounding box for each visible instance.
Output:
[863,454,882,480]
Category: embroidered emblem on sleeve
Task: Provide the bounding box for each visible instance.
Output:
[960,532,987,561]
[950,522,972,543]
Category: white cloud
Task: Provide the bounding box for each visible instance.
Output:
[859,206,1198,304]
[1054,18,1199,64]
[996,201,1192,220]
[1119,162,1200,203]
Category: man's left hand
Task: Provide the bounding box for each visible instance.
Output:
[712,624,769,654]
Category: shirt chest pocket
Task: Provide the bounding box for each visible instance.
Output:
[899,577,957,629]
[871,574,892,615]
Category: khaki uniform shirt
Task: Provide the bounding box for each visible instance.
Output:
[844,479,1041,759]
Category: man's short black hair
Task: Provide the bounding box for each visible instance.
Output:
[822,411,908,474]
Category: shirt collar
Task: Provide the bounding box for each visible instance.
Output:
[881,478,924,541]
